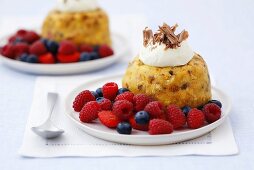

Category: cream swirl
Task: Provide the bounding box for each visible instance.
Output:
[55,0,99,12]
[139,40,194,67]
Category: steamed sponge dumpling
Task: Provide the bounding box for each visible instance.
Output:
[122,53,211,108]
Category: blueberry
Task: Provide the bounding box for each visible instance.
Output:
[80,52,93,61]
[90,52,100,60]
[18,53,28,62]
[26,54,38,63]
[208,100,222,108]
[90,91,99,98]
[96,88,103,97]
[135,111,150,124]
[96,97,104,103]
[46,40,59,54]
[116,122,132,135]
[181,106,191,116]
[117,88,130,95]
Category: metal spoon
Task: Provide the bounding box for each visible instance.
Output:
[31,92,64,139]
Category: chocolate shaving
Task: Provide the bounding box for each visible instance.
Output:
[143,27,154,47]
[142,23,189,49]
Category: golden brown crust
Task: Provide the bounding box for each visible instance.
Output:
[41,8,111,46]
[122,54,211,108]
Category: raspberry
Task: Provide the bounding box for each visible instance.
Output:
[38,53,55,64]
[98,111,120,128]
[133,94,151,111]
[58,40,77,55]
[14,42,29,57]
[148,119,173,135]
[129,116,148,131]
[98,45,114,57]
[73,90,96,112]
[79,101,101,123]
[98,98,112,110]
[115,91,134,103]
[102,82,118,101]
[202,103,221,123]
[29,40,47,56]
[187,108,205,129]
[79,44,93,53]
[17,29,27,36]
[112,100,133,120]
[1,44,15,58]
[57,52,80,63]
[23,31,40,44]
[167,105,186,129]
[144,101,165,119]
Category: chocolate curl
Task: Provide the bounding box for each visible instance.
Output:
[143,27,154,47]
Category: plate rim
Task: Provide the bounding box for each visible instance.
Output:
[64,74,232,143]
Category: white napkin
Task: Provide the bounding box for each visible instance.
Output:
[19,74,238,157]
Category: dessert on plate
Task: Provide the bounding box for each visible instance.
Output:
[122,23,211,108]
[41,0,111,46]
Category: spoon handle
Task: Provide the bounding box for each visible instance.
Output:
[46,92,58,121]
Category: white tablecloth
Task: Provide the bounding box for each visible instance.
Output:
[1,0,254,169]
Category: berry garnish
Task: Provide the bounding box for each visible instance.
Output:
[38,53,55,64]
[102,82,118,101]
[79,44,93,53]
[167,105,186,129]
[95,88,103,97]
[98,45,114,58]
[90,91,99,98]
[96,97,112,110]
[46,40,59,55]
[112,100,133,120]
[129,116,149,131]
[98,111,120,128]
[208,100,222,108]
[144,101,165,119]
[117,88,130,94]
[1,44,15,58]
[23,31,40,44]
[80,52,99,61]
[148,119,173,135]
[14,42,29,57]
[58,40,77,55]
[115,91,134,103]
[134,111,150,125]
[133,94,151,111]
[187,108,205,129]
[73,90,96,112]
[79,101,101,123]
[57,52,80,63]
[116,122,132,135]
[26,54,38,63]
[202,103,221,123]
[29,40,47,56]
[181,106,191,116]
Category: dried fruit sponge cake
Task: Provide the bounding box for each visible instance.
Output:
[41,8,111,46]
[122,54,211,108]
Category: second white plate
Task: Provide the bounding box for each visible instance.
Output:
[65,74,231,145]
[0,32,128,75]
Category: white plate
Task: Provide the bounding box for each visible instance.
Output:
[65,74,231,145]
[0,32,128,75]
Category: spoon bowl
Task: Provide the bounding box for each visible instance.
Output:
[31,92,64,139]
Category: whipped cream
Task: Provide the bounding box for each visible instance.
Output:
[55,0,99,12]
[139,40,194,67]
